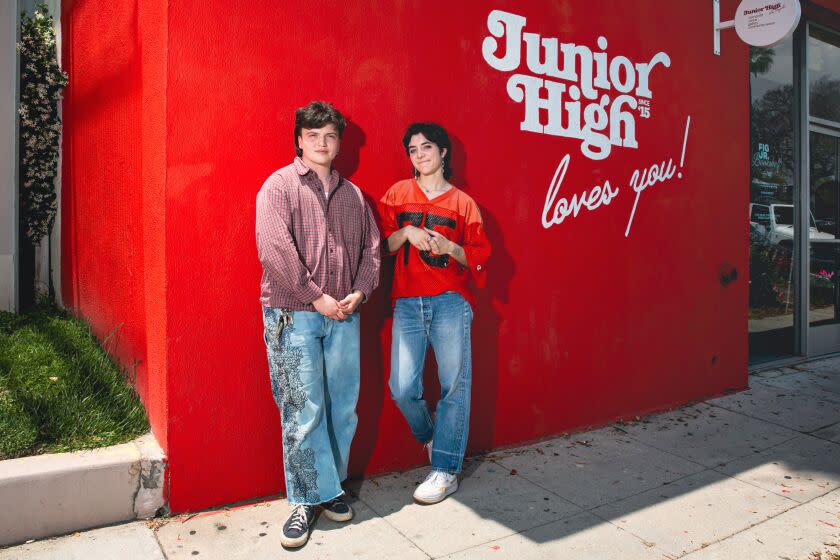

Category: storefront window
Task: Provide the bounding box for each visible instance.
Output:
[808,27,840,123]
[749,38,796,364]
[808,131,839,327]
[808,28,840,331]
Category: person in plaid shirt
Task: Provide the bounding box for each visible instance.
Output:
[255,101,380,549]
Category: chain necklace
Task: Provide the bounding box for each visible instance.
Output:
[417,177,450,196]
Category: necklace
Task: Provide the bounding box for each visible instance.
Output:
[418,179,449,195]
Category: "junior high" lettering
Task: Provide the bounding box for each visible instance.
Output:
[482,10,671,161]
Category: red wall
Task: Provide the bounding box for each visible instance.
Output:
[61,0,169,449]
[64,0,751,513]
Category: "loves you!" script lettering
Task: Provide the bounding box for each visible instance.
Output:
[541,117,691,238]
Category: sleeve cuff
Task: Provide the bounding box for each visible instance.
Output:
[463,251,488,288]
[295,281,324,304]
[352,286,369,303]
[380,238,400,256]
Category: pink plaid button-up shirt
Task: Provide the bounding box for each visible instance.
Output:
[256,157,381,311]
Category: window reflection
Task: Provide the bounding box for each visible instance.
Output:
[809,132,840,327]
[808,27,840,335]
[749,39,796,364]
[808,27,840,124]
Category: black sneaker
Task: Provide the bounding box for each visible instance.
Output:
[320,497,353,522]
[280,504,316,548]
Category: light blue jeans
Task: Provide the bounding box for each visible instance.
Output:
[389,292,473,474]
[262,307,360,505]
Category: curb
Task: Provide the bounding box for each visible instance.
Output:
[0,433,166,546]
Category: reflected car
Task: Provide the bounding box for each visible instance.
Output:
[749,203,834,247]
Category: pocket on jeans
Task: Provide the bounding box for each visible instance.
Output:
[262,307,276,348]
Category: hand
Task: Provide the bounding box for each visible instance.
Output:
[338,291,364,315]
[424,228,454,255]
[404,226,433,252]
[312,294,347,321]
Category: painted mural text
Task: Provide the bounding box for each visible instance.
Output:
[542,116,692,237]
[482,10,671,161]
[541,155,619,228]
[624,115,691,236]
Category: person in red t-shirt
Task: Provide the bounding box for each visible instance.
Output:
[381,122,491,505]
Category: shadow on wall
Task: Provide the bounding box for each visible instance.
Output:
[59,0,151,409]
[449,132,516,456]
[333,119,387,477]
[333,120,365,179]
[343,127,515,476]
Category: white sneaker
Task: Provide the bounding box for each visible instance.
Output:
[413,470,458,504]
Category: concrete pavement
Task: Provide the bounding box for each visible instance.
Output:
[0,433,166,546]
[2,356,839,559]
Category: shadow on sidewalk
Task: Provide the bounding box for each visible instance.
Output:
[344,358,840,558]
[32,360,835,560]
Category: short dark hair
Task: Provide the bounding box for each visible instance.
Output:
[294,101,347,157]
[402,122,453,180]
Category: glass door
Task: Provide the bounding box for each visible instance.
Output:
[749,38,797,364]
[748,23,840,364]
[808,131,840,354]
[806,26,840,356]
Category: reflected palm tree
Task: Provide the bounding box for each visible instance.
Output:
[750,47,775,76]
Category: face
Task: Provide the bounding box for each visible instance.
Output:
[298,123,340,167]
[407,133,447,178]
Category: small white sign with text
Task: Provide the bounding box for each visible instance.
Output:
[734,0,801,47]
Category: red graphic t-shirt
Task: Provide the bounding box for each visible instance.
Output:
[380,179,491,306]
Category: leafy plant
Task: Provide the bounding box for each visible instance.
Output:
[749,242,791,309]
[17,4,68,244]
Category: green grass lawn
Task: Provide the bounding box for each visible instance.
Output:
[0,304,149,460]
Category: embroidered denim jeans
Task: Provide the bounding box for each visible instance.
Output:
[389,291,473,474]
[262,306,360,505]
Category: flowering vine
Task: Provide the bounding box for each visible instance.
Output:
[17,4,68,244]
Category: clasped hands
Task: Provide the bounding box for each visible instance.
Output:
[404,225,454,255]
[313,290,363,321]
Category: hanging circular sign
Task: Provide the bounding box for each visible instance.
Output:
[735,0,801,47]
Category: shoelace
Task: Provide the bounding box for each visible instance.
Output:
[424,470,451,485]
[287,506,310,532]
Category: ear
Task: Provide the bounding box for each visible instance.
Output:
[440,147,448,160]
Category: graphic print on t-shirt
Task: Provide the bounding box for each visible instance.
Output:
[380,179,491,306]
[395,203,458,268]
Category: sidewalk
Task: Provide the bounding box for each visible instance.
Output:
[3,357,839,560]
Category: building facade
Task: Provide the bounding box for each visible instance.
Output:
[57,0,840,512]
[748,1,840,363]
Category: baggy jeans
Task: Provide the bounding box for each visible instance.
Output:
[262,306,360,505]
[388,291,473,474]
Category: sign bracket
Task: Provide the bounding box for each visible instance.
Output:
[713,0,736,56]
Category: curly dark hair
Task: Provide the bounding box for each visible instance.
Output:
[402,122,452,180]
[294,101,346,157]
